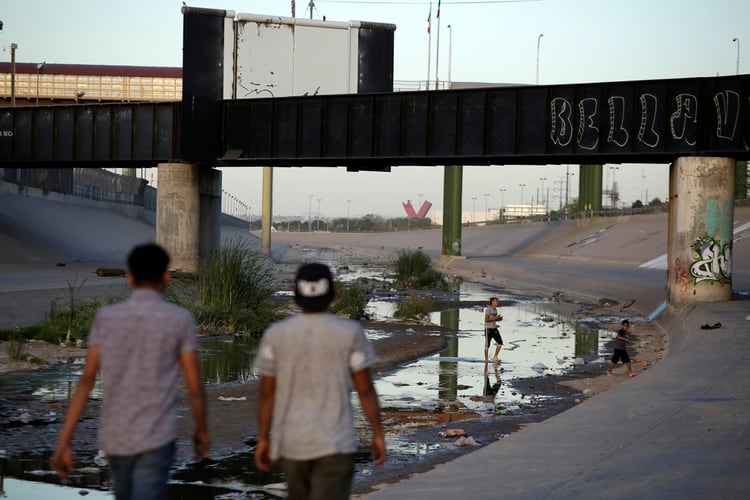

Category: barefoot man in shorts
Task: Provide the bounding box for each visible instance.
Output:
[484,297,504,363]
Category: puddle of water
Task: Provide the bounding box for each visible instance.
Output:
[0,477,112,500]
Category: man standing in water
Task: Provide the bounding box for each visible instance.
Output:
[51,243,209,500]
[254,262,386,500]
[484,297,504,363]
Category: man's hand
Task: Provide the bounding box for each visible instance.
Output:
[254,437,273,472]
[370,433,387,466]
[50,443,74,482]
[194,429,210,460]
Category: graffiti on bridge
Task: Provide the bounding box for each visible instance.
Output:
[689,236,732,284]
[549,89,740,151]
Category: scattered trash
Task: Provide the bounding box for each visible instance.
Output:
[217,396,247,401]
[454,436,480,446]
[700,322,722,330]
[95,268,126,277]
[573,357,585,365]
[94,450,108,467]
[531,362,548,373]
[439,428,467,438]
[582,388,593,396]
[361,469,371,476]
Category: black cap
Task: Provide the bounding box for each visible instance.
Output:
[294,263,335,312]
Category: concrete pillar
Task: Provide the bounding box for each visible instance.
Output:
[667,157,734,305]
[199,167,222,263]
[735,160,747,199]
[156,162,200,273]
[261,166,273,256]
[578,164,602,213]
[442,165,463,256]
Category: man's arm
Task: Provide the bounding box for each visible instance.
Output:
[352,368,386,465]
[255,375,276,472]
[180,350,209,460]
[50,346,100,482]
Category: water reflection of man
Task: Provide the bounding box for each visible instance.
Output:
[483,363,502,402]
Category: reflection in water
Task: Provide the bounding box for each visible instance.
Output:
[438,308,460,400]
[199,335,260,385]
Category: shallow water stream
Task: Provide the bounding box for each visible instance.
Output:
[0,264,618,498]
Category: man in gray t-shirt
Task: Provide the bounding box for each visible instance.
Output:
[254,263,386,500]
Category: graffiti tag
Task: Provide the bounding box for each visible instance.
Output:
[689,236,732,284]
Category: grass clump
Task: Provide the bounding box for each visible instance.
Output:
[394,295,433,321]
[0,277,111,345]
[330,280,368,320]
[168,240,287,335]
[6,332,27,361]
[394,249,448,290]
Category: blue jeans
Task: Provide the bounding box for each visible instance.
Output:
[107,440,176,500]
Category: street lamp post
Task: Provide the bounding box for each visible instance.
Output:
[498,188,506,221]
[538,177,548,215]
[733,37,740,75]
[36,61,46,105]
[536,33,544,84]
[9,42,17,107]
[308,194,313,232]
[483,193,490,222]
[346,199,351,232]
[316,198,322,231]
[447,24,453,87]
[519,183,527,217]
[472,196,477,224]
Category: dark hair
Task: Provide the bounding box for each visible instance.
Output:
[489,297,498,304]
[622,319,630,325]
[127,243,170,285]
[294,263,335,312]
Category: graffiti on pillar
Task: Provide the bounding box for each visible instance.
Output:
[674,257,691,292]
[689,236,732,284]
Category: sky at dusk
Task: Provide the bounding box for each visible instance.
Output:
[2,0,747,217]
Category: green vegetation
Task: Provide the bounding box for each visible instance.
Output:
[393,249,448,290]
[394,295,433,321]
[0,276,112,345]
[330,280,368,320]
[168,240,287,335]
[6,332,27,361]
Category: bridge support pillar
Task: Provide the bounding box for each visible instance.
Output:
[667,157,734,306]
[156,162,201,273]
[578,164,602,213]
[442,165,463,256]
[199,167,222,263]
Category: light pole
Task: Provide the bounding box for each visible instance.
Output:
[498,188,507,220]
[519,183,527,216]
[483,193,490,222]
[472,196,477,224]
[36,61,46,105]
[609,166,620,208]
[536,33,543,84]
[418,192,424,211]
[308,193,313,232]
[346,199,351,232]
[9,42,17,107]
[538,177,548,214]
[733,37,740,75]
[447,24,453,87]
[316,198,322,231]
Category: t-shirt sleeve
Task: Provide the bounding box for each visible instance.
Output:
[349,326,378,373]
[180,312,199,353]
[253,328,277,376]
